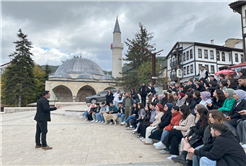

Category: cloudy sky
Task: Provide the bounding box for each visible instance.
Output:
[1,0,242,71]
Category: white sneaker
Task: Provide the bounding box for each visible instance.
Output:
[242,144,246,149]
[167,155,178,160]
[109,122,113,125]
[91,120,95,122]
[154,142,166,150]
[79,115,84,118]
[130,125,133,128]
[240,142,243,145]
[121,121,126,125]
[101,121,104,123]
[95,120,98,123]
[85,119,88,121]
[98,121,100,123]
[133,128,137,132]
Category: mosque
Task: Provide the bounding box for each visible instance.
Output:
[45,18,124,102]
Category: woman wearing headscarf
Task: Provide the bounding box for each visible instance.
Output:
[176,93,186,107]
[196,83,206,92]
[148,103,173,141]
[218,88,236,115]
[88,104,96,121]
[199,92,212,107]
[226,89,246,127]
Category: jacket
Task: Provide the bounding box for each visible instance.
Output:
[138,108,146,119]
[187,120,208,138]
[106,93,114,104]
[158,110,172,129]
[117,107,125,114]
[202,121,239,145]
[109,105,118,113]
[165,111,182,131]
[176,97,186,107]
[34,96,57,122]
[175,113,196,136]
[94,106,101,113]
[194,130,246,166]
[122,97,134,108]
[131,91,138,99]
[207,98,225,110]
[152,112,164,127]
[189,97,202,110]
[228,99,246,120]
[99,105,109,114]
[149,109,158,123]
[160,97,168,107]
[218,98,235,112]
[139,85,148,97]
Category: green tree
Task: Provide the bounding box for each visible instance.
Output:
[136,61,160,87]
[2,29,36,107]
[33,64,46,101]
[44,64,51,80]
[119,22,156,91]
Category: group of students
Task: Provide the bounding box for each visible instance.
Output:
[79,69,246,166]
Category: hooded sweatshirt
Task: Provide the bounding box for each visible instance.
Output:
[218,88,235,112]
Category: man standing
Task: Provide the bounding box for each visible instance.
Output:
[198,66,208,80]
[122,92,134,127]
[147,83,156,103]
[139,83,148,107]
[34,91,61,150]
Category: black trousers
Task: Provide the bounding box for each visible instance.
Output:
[141,96,146,107]
[138,121,151,137]
[162,129,183,155]
[35,121,48,147]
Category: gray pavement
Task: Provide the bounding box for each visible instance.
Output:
[0,110,181,166]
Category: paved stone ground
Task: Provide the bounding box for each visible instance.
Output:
[0,110,181,166]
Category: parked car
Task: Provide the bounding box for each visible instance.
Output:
[85,89,120,103]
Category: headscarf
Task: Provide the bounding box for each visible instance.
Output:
[201,91,211,101]
[165,103,174,112]
[157,104,164,112]
[225,88,234,99]
[179,92,185,99]
[234,90,246,102]
[196,104,208,111]
[91,104,95,108]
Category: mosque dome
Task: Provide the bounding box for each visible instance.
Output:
[52,57,104,79]
[99,74,115,80]
[76,73,95,79]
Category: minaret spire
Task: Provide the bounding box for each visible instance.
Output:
[113,16,121,33]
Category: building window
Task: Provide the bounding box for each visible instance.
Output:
[190,50,193,59]
[184,67,186,75]
[199,64,202,70]
[205,65,209,71]
[191,64,193,73]
[241,54,244,62]
[187,51,189,60]
[211,65,215,74]
[183,52,186,61]
[229,52,232,61]
[216,51,220,61]
[204,50,208,59]
[210,50,214,59]
[187,66,189,75]
[198,49,202,58]
[222,52,225,61]
[235,54,238,62]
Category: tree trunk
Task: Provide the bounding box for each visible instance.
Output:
[19,81,22,107]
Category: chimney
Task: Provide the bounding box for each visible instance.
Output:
[211,39,214,44]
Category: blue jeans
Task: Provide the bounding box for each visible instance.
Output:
[113,101,119,109]
[125,115,136,124]
[192,144,204,166]
[160,130,170,142]
[200,157,216,166]
[82,111,89,119]
[96,113,104,122]
[116,113,125,122]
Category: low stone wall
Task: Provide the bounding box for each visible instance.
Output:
[55,102,86,107]
[65,110,85,118]
[4,107,36,113]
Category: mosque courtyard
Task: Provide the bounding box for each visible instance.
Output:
[0,107,180,166]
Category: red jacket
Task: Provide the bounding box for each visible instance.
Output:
[164,111,182,131]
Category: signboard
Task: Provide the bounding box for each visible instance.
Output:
[152,76,158,79]
[177,69,182,78]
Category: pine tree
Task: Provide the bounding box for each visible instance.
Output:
[120,23,156,91]
[44,64,51,80]
[2,29,36,107]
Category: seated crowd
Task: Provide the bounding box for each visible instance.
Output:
[79,70,246,166]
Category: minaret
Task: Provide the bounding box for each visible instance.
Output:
[111,17,123,78]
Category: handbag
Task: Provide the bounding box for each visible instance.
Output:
[188,133,202,146]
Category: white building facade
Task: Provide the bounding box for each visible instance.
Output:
[166,42,244,82]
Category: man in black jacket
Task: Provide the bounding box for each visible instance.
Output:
[34,91,61,150]
[188,123,246,166]
[238,76,246,91]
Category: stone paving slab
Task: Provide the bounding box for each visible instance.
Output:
[0,111,181,166]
